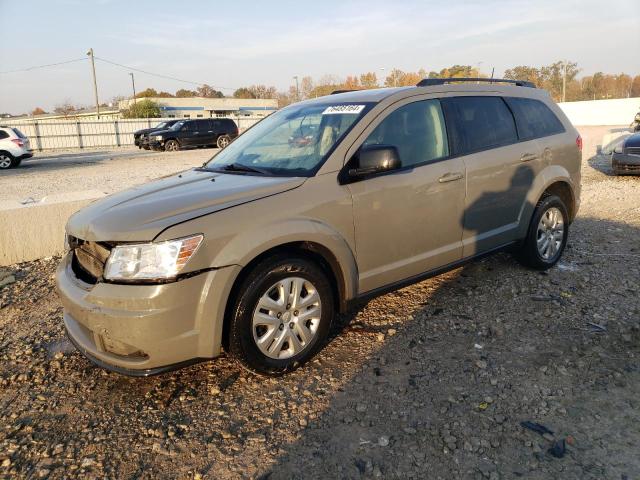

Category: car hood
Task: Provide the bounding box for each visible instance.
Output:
[134,127,165,136]
[66,169,306,242]
[624,132,640,148]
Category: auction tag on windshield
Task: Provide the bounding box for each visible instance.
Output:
[322,105,366,115]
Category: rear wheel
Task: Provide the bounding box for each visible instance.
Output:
[0,152,16,169]
[217,135,231,149]
[164,139,180,152]
[228,255,334,375]
[516,195,568,270]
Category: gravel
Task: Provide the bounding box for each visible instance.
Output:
[1,139,639,479]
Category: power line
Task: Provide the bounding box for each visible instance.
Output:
[94,56,236,91]
[0,57,87,74]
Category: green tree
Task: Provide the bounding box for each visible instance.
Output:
[504,66,543,86]
[175,89,197,98]
[122,99,161,118]
[197,84,224,98]
[135,88,159,98]
[233,87,256,99]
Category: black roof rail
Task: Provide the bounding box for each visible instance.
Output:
[416,77,536,88]
[330,89,358,95]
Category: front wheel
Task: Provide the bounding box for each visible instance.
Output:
[164,139,180,152]
[516,195,568,270]
[216,135,231,149]
[228,255,334,375]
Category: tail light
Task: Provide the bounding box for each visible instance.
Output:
[576,135,582,152]
[11,139,24,148]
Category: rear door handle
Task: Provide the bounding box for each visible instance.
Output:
[520,153,538,162]
[438,172,464,183]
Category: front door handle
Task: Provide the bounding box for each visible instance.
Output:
[438,172,464,183]
[520,153,538,162]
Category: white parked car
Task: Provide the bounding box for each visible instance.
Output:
[0,126,33,169]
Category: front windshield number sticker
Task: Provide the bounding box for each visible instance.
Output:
[322,105,365,115]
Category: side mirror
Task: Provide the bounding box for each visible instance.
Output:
[348,145,401,178]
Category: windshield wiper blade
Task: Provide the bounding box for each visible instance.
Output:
[218,163,269,175]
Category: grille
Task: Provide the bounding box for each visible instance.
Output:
[626,147,640,156]
[70,236,112,283]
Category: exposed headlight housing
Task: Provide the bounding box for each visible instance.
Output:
[104,234,203,282]
[613,145,623,154]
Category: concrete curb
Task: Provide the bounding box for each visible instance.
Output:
[0,191,105,266]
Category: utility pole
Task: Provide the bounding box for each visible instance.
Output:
[129,72,137,104]
[86,48,100,118]
[562,60,567,103]
[293,75,299,101]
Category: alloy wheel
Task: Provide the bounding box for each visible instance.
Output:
[0,155,12,169]
[217,136,230,148]
[536,206,564,260]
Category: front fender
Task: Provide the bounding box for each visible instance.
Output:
[211,217,359,302]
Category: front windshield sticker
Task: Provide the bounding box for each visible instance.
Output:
[322,105,366,115]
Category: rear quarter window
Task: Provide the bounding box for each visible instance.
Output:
[442,96,518,156]
[504,97,565,140]
[0,130,9,140]
[12,128,27,139]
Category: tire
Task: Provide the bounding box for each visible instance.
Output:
[164,139,180,152]
[143,145,151,151]
[228,254,334,376]
[0,152,17,169]
[217,135,231,149]
[516,194,569,270]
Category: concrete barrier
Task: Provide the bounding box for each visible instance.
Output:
[0,191,104,266]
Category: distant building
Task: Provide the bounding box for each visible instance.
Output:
[118,97,278,118]
[7,108,121,122]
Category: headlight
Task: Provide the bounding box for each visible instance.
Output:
[104,234,203,281]
[153,135,163,141]
[613,145,623,154]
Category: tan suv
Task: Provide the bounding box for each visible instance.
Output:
[56,78,582,376]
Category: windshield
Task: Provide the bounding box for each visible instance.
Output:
[154,122,167,129]
[204,102,372,176]
[170,121,185,131]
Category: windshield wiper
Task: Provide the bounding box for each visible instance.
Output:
[216,163,270,175]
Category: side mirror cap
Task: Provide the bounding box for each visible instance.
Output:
[348,145,401,179]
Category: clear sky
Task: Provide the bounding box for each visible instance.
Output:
[1,0,639,114]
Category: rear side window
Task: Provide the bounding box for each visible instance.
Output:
[0,130,9,140]
[505,97,565,140]
[442,96,518,155]
[362,99,449,168]
[12,128,26,139]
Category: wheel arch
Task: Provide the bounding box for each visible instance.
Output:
[220,240,353,351]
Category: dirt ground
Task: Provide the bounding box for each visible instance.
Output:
[0,138,639,479]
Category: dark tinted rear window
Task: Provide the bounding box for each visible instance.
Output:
[442,96,518,155]
[0,130,8,140]
[12,128,26,139]
[504,97,565,140]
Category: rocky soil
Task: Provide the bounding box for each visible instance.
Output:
[1,150,639,479]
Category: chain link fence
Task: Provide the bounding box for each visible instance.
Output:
[0,116,263,151]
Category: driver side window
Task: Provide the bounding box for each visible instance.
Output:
[363,99,449,168]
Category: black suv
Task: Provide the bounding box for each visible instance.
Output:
[133,120,183,150]
[148,118,239,152]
